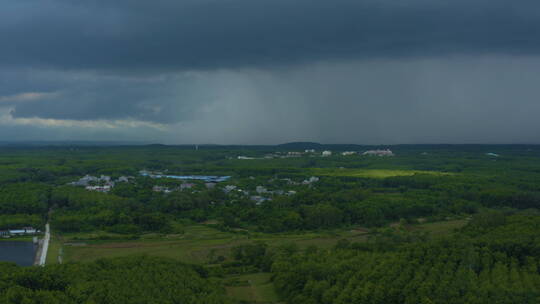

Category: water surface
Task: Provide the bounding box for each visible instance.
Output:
[0,241,37,266]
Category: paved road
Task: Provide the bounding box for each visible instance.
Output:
[38,223,50,266]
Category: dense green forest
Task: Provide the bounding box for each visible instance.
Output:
[0,256,230,303]
[270,213,540,304]
[0,144,539,303]
[1,144,539,233]
[1,212,539,303]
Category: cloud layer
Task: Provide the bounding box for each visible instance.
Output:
[1,0,539,144]
[3,0,540,71]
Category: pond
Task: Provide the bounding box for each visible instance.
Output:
[0,241,37,266]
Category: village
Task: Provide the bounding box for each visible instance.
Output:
[237,148,395,160]
[69,174,133,193]
[66,169,322,206]
[65,149,395,205]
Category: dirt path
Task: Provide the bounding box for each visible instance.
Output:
[37,223,50,266]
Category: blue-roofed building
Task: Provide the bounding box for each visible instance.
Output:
[140,171,230,182]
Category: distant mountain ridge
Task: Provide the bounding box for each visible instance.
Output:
[276,142,324,149]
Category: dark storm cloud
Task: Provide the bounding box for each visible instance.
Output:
[2,0,540,71]
[0,70,212,123]
[2,0,540,144]
[153,57,540,145]
[2,56,540,144]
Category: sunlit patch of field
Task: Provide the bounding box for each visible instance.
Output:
[310,168,449,178]
[225,273,279,303]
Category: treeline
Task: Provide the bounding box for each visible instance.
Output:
[0,183,49,229]
[50,186,174,234]
[0,256,231,304]
[220,170,540,232]
[49,171,540,235]
[1,146,540,235]
[0,183,49,215]
[218,175,481,232]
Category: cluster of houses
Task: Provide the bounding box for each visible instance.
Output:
[220,176,318,205]
[69,174,132,193]
[324,149,395,157]
[0,227,38,238]
[239,150,332,159]
[239,149,395,159]
[362,149,394,156]
[322,150,332,157]
[279,176,319,186]
[141,170,234,194]
[152,183,196,194]
[70,171,233,194]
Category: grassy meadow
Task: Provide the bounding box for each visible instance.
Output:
[56,219,467,264]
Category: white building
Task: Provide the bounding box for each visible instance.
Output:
[5,227,38,236]
[287,152,302,157]
[152,186,172,193]
[256,186,268,194]
[223,185,237,193]
[90,185,110,192]
[85,185,111,192]
[181,183,196,190]
[70,174,99,186]
[322,150,332,157]
[302,176,320,185]
[342,151,357,156]
[305,149,316,153]
[363,149,394,157]
[8,229,26,235]
[117,176,130,183]
[250,196,270,205]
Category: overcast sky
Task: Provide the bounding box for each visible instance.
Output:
[1,0,540,144]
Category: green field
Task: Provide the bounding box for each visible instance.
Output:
[225,273,280,303]
[59,220,466,264]
[45,233,63,264]
[309,168,449,178]
[62,225,366,263]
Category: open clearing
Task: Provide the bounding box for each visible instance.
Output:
[225,272,279,303]
[45,234,61,264]
[62,225,370,263]
[61,219,465,264]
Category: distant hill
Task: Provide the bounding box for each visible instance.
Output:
[277,142,324,150]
